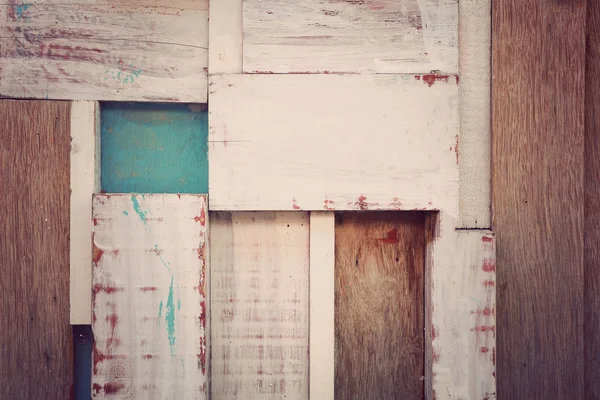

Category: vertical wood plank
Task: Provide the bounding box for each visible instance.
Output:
[208,0,243,74]
[92,194,208,398]
[334,212,424,400]
[586,1,600,397]
[0,100,72,399]
[70,100,100,324]
[492,1,586,399]
[309,212,335,400]
[210,212,310,400]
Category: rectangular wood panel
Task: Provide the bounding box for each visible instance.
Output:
[492,1,586,399]
[0,0,208,102]
[209,74,458,211]
[243,0,457,74]
[92,194,208,398]
[335,212,424,400]
[0,100,71,399]
[210,212,310,399]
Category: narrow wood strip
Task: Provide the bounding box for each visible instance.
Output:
[208,0,243,74]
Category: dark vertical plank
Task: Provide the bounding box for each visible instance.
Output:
[334,212,424,400]
[0,100,72,399]
[492,1,586,399]
[586,2,600,398]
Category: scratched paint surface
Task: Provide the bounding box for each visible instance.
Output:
[92,194,207,398]
[101,103,208,193]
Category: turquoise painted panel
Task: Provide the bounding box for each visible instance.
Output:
[101,103,208,193]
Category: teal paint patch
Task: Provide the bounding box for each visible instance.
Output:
[130,195,147,224]
[101,103,208,193]
[14,3,32,20]
[122,211,128,216]
[158,300,163,326]
[155,244,171,273]
[165,277,176,356]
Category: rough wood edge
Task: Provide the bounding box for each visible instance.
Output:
[458,0,491,229]
[69,100,100,325]
[309,211,335,400]
[208,0,243,74]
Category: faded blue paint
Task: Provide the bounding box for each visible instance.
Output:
[14,3,32,20]
[101,103,208,193]
[165,277,176,356]
[122,210,129,216]
[105,63,143,84]
[157,299,163,327]
[130,195,147,224]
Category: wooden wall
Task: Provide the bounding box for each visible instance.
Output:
[0,100,72,399]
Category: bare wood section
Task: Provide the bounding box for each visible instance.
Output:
[243,0,457,73]
[209,0,242,74]
[92,194,208,398]
[209,74,458,211]
[335,212,424,400]
[0,0,208,102]
[210,212,310,400]
[492,1,586,399]
[0,100,71,399]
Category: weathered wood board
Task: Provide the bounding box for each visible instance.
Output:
[243,0,457,74]
[0,100,72,399]
[209,74,458,211]
[92,194,208,398]
[210,212,310,399]
[334,212,425,400]
[0,0,208,102]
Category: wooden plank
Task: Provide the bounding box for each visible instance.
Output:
[208,0,242,74]
[70,100,100,325]
[0,0,208,102]
[0,100,71,399]
[586,1,600,398]
[210,212,309,399]
[208,74,458,211]
[457,0,491,229]
[92,194,208,398]
[242,0,457,74]
[100,103,208,193]
[492,1,586,398]
[309,212,334,400]
[334,212,424,400]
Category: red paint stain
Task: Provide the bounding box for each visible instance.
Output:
[389,197,402,209]
[92,284,121,295]
[177,194,181,199]
[111,249,119,257]
[472,326,495,333]
[324,199,335,210]
[483,280,495,287]
[472,307,494,316]
[431,325,437,340]
[432,350,440,362]
[453,134,459,164]
[482,258,496,272]
[92,383,102,394]
[197,242,205,260]
[482,236,493,243]
[292,198,301,210]
[480,347,489,353]
[378,228,399,244]
[357,195,368,210]
[415,74,452,87]
[92,347,124,375]
[104,382,124,394]
[194,206,206,226]
[492,347,496,365]
[142,354,155,359]
[92,243,104,264]
[139,287,156,292]
[93,217,98,226]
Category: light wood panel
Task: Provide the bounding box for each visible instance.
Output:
[492,1,586,398]
[0,0,208,102]
[208,74,458,211]
[335,212,424,400]
[92,194,208,398]
[209,0,242,74]
[0,100,71,399]
[242,0,457,74]
[210,212,310,400]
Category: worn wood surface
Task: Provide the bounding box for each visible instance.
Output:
[210,212,310,399]
[243,0,457,73]
[586,1,600,398]
[0,0,208,102]
[492,1,586,399]
[0,100,71,399]
[335,212,424,400]
[92,194,208,398]
[209,74,458,211]
[208,0,242,74]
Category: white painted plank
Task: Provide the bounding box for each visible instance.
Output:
[428,221,496,400]
[209,74,458,211]
[458,0,491,228]
[70,100,100,325]
[309,212,335,400]
[92,194,208,398]
[243,0,457,73]
[0,0,208,101]
[208,0,242,74]
[210,212,310,399]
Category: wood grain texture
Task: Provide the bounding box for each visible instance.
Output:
[0,100,71,399]
[492,1,586,399]
[0,0,208,102]
[209,74,458,211]
[243,0,457,73]
[335,212,424,400]
[92,194,208,398]
[210,212,309,400]
[586,1,600,398]
[208,0,242,74]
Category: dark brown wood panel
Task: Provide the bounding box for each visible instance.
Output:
[0,100,72,399]
[586,2,600,398]
[334,212,424,400]
[492,1,586,399]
